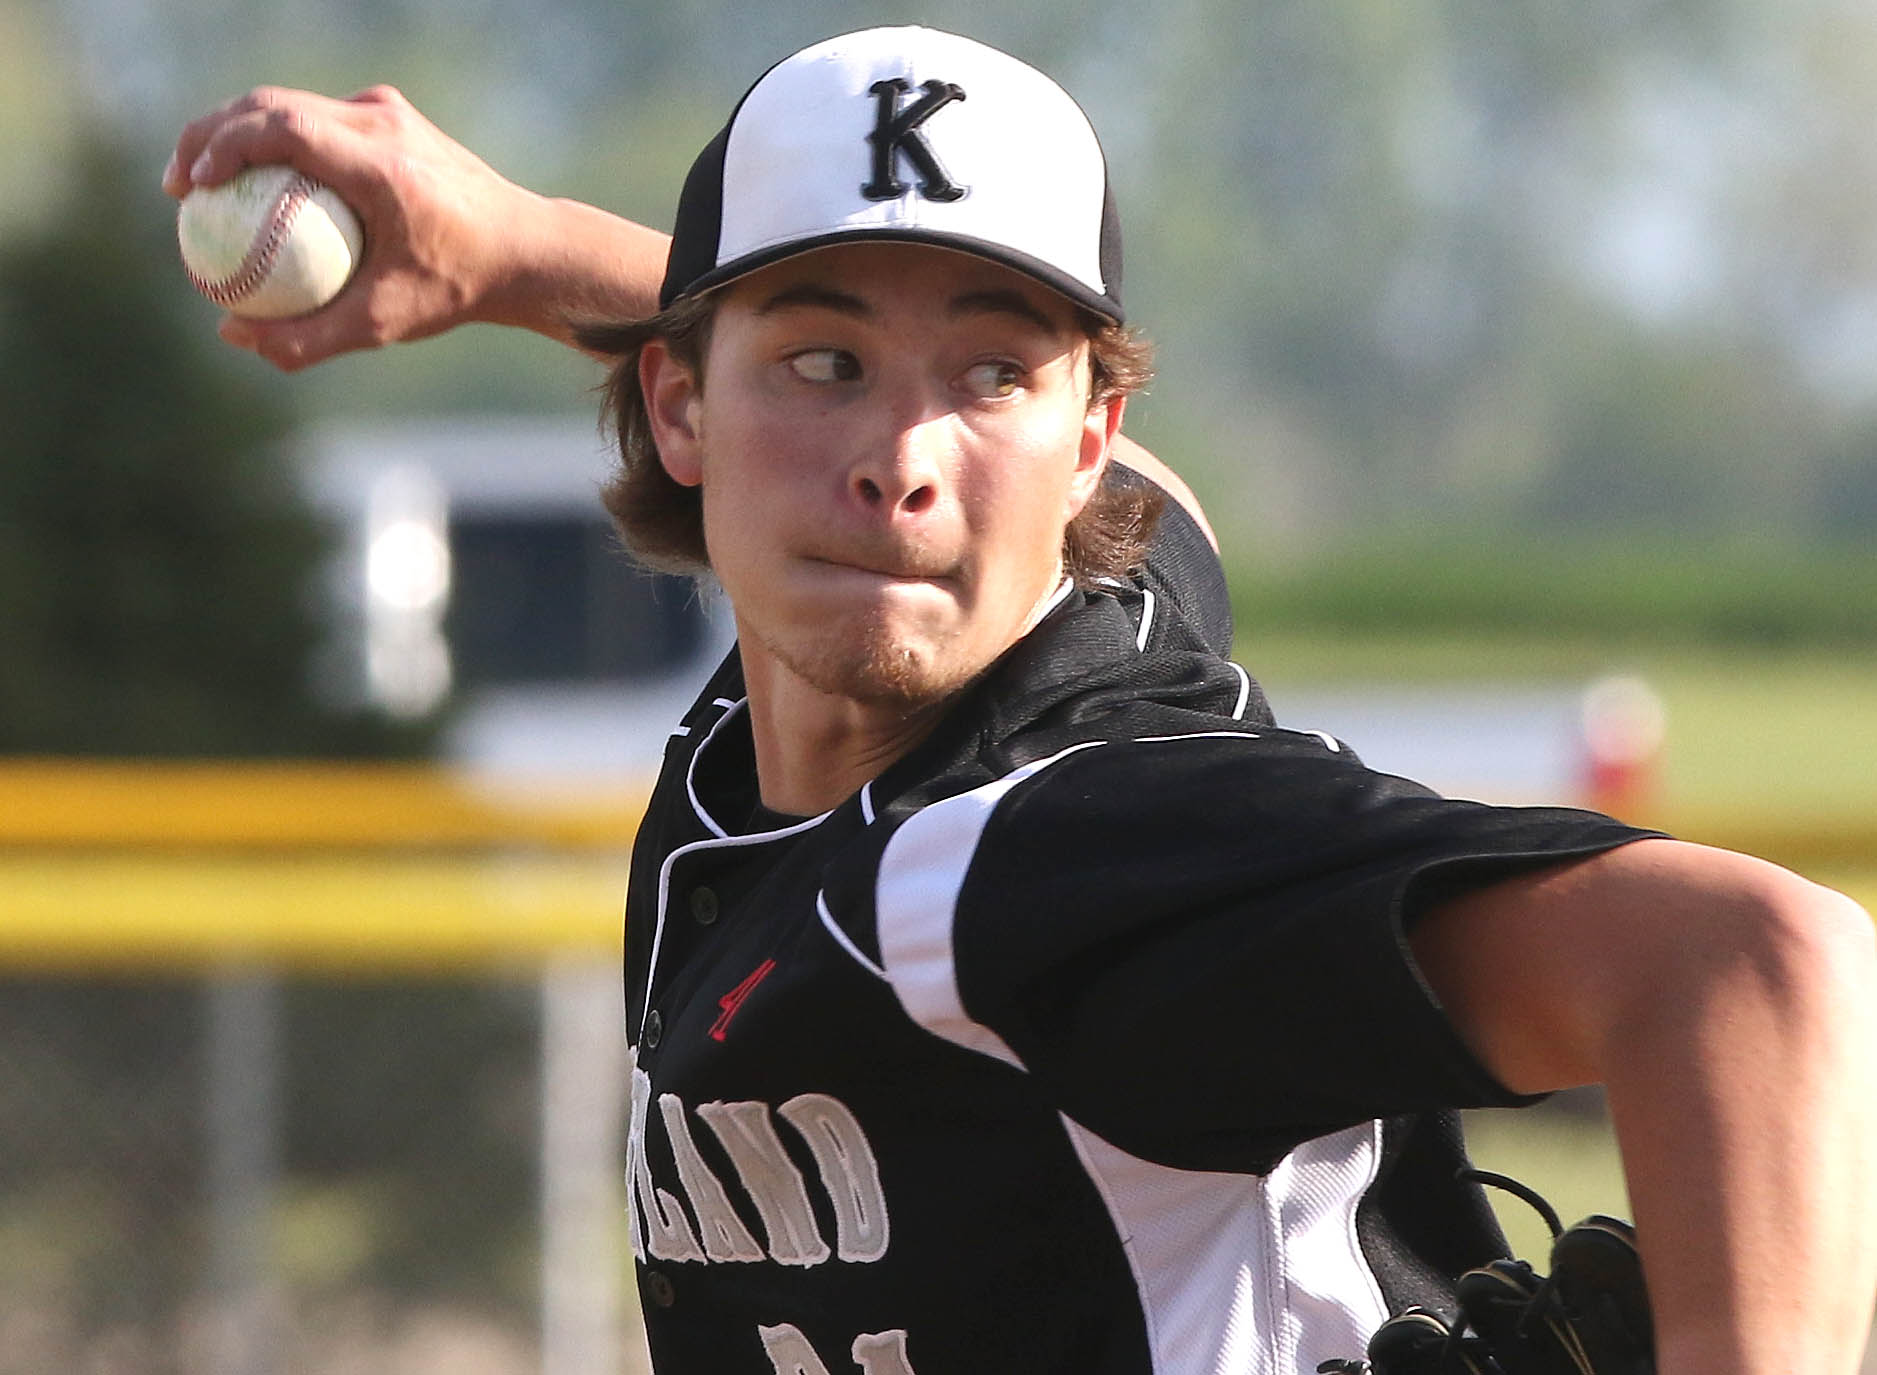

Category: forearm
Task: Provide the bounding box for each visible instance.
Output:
[478,193,669,351]
[1598,878,1877,1372]
[1415,840,1877,1373]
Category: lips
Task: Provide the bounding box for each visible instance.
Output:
[802,547,955,582]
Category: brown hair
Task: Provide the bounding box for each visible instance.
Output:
[577,296,1160,583]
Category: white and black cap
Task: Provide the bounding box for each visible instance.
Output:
[660,26,1125,323]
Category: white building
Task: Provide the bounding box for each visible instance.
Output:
[299,415,732,784]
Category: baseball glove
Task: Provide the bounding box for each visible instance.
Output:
[1318,1170,1654,1375]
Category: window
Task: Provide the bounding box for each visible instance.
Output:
[445,517,705,685]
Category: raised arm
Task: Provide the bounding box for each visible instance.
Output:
[1411,837,1877,1373]
[161,87,1228,557]
[162,84,669,370]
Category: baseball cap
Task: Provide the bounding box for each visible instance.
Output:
[659,26,1124,323]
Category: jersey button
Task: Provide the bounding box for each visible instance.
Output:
[643,1010,663,1050]
[689,886,719,925]
[644,1271,676,1308]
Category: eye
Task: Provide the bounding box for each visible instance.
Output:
[787,348,861,383]
[961,360,1023,398]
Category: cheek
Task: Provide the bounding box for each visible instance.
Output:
[693,422,814,564]
[971,445,1088,579]
[1015,408,1103,525]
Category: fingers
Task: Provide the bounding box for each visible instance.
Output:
[168,85,432,369]
[218,298,379,373]
[163,85,412,200]
[166,82,531,367]
[167,87,315,195]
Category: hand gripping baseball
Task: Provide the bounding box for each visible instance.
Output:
[163,85,666,371]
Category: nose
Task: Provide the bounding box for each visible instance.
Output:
[851,406,946,518]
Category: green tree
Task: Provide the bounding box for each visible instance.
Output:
[0,133,429,757]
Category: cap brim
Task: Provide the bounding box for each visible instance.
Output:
[673,227,1124,325]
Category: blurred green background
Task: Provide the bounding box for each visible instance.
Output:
[3,0,1875,1369]
[11,0,1877,772]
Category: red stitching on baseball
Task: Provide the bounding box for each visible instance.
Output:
[184,174,318,308]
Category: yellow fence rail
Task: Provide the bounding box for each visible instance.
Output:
[1,760,648,850]
[2,761,1870,973]
[0,761,648,972]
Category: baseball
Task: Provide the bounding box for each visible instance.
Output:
[177,165,364,319]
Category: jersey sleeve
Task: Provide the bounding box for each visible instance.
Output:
[871,726,1654,1174]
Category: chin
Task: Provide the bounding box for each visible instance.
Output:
[807,643,958,708]
[761,618,975,709]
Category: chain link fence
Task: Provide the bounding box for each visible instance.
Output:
[0,964,653,1375]
[1,765,651,1375]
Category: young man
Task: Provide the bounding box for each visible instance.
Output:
[167,26,1876,1375]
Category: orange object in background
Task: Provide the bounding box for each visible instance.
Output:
[1580,675,1667,822]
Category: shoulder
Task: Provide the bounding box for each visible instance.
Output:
[1108,451,1236,658]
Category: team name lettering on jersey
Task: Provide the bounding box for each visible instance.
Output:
[759,1324,917,1375]
[628,1063,891,1266]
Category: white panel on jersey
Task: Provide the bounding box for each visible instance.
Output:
[874,740,1392,1373]
[1265,1124,1391,1373]
[1063,1119,1386,1375]
[873,743,1102,1069]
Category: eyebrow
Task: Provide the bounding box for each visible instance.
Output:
[947,289,1061,335]
[753,283,872,318]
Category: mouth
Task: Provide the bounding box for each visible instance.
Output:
[803,552,955,584]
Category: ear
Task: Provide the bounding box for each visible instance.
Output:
[1067,393,1125,519]
[640,339,705,488]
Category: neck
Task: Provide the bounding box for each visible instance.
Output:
[740,652,953,817]
[730,573,1074,816]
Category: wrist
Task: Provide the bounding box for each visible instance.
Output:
[478,193,668,343]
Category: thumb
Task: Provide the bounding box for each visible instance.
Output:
[219,303,372,372]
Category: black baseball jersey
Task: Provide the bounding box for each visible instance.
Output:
[622,492,1652,1375]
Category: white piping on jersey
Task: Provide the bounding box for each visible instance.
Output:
[1084,576,1154,650]
[815,891,888,981]
[1040,575,1076,619]
[684,698,832,840]
[687,699,751,838]
[1136,730,1262,745]
[859,783,877,826]
[1136,589,1157,650]
[1136,726,1347,758]
[641,818,824,1044]
[639,698,834,1042]
[1227,662,1254,721]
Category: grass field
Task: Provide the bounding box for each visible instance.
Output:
[1239,630,1877,808]
[1460,1098,1629,1263]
